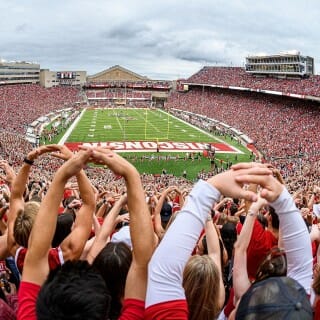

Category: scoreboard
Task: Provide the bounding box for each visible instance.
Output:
[56,71,76,79]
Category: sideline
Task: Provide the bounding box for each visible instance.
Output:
[58,109,86,145]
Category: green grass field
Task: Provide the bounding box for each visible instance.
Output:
[48,108,253,180]
[66,108,220,143]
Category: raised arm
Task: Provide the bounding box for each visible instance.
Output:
[205,218,225,308]
[233,196,267,303]
[145,164,271,318]
[233,162,313,294]
[59,169,95,261]
[153,186,174,240]
[8,145,60,255]
[87,194,127,264]
[22,149,92,285]
[0,159,16,184]
[50,144,95,261]
[90,147,156,301]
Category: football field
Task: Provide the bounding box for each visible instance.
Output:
[62,108,243,154]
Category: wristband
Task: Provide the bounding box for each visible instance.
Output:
[23,157,34,165]
[247,210,258,217]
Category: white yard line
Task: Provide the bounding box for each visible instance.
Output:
[158,109,243,154]
[112,109,125,134]
[58,109,86,145]
[131,108,161,133]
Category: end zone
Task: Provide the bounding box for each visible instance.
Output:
[64,141,244,153]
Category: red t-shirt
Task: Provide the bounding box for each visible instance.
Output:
[314,296,320,320]
[15,246,64,274]
[246,220,278,280]
[145,300,188,320]
[119,299,145,320]
[17,281,40,320]
[17,281,145,320]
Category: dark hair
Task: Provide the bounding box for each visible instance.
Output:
[256,213,267,229]
[230,203,238,216]
[92,242,132,320]
[255,247,287,282]
[62,196,77,208]
[51,213,75,248]
[201,235,208,255]
[269,206,279,230]
[36,260,110,320]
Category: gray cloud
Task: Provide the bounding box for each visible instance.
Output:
[15,23,28,32]
[1,0,320,79]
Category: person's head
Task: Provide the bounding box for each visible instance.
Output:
[13,201,40,248]
[92,242,132,320]
[62,196,77,209]
[195,234,208,255]
[52,213,75,248]
[183,255,223,320]
[160,202,172,229]
[234,276,313,319]
[255,247,287,282]
[37,260,111,320]
[230,203,238,216]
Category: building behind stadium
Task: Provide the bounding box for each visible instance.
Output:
[0,58,86,87]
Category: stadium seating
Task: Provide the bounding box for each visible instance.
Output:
[185,66,320,97]
[0,84,81,134]
[167,86,320,159]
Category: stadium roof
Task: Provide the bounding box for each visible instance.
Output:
[87,65,149,82]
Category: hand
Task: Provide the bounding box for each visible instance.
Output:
[51,145,74,161]
[0,160,16,184]
[27,144,62,161]
[165,186,176,194]
[118,193,128,206]
[57,149,92,181]
[87,147,137,177]
[231,163,284,203]
[208,163,273,202]
[68,199,82,209]
[248,194,268,214]
[117,212,130,224]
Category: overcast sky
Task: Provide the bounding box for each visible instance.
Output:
[1,0,320,79]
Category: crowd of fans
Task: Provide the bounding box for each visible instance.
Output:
[0,78,319,318]
[0,85,81,134]
[185,67,320,97]
[167,87,320,186]
[0,144,318,319]
[168,88,320,160]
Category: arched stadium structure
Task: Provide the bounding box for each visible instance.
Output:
[0,66,320,188]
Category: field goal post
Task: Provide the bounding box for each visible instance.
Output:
[143,106,170,141]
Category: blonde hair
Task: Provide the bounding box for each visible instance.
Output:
[183,255,221,320]
[14,201,40,248]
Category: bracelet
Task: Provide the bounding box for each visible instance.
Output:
[247,210,258,217]
[23,157,34,165]
[206,214,213,222]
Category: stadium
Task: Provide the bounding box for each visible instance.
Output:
[0,54,319,182]
[1,52,320,319]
